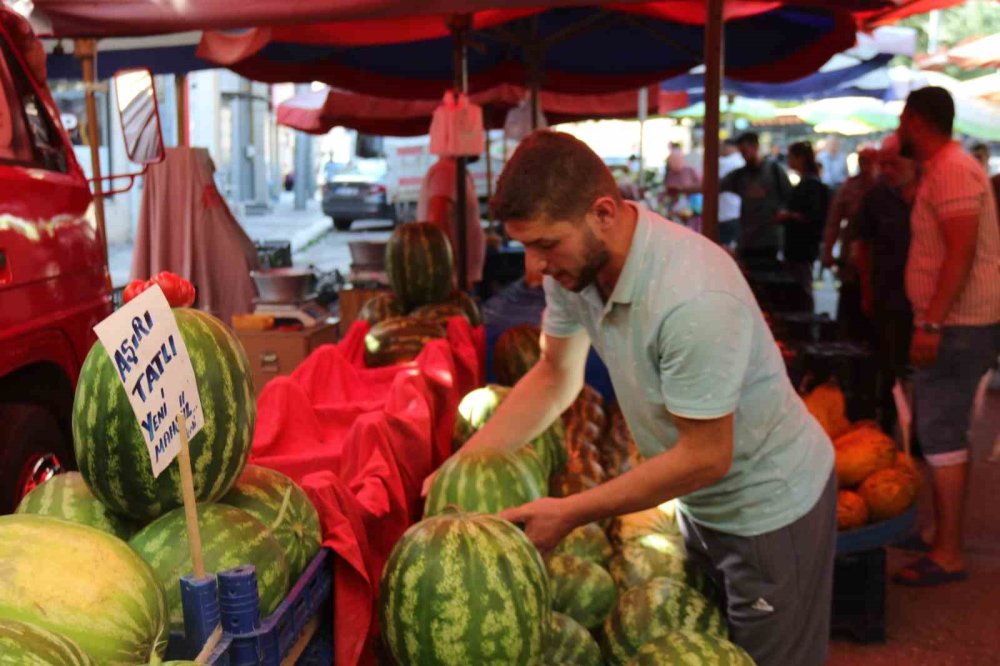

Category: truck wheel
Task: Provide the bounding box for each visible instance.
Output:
[0,404,72,514]
[333,218,353,231]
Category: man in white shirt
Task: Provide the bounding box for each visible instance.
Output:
[719,138,745,248]
[893,87,1000,587]
[416,156,486,287]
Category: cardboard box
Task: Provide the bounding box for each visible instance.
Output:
[235,321,340,396]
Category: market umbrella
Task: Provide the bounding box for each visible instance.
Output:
[276,84,685,136]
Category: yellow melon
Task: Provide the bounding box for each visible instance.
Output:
[858,467,918,521]
[835,430,897,487]
[833,422,885,450]
[894,453,922,489]
[803,382,851,439]
[837,490,870,530]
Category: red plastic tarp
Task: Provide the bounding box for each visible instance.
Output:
[32,1,891,39]
[277,84,687,136]
[249,318,484,665]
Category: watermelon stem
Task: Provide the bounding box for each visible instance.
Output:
[270,486,294,533]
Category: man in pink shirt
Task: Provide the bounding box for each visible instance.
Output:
[894,87,1000,586]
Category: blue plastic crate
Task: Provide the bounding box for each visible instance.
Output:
[165,548,334,665]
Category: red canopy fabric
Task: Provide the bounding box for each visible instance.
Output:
[857,0,967,28]
[32,1,890,38]
[250,318,484,665]
[277,84,686,136]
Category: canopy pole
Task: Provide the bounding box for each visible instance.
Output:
[451,14,471,291]
[76,38,108,265]
[701,0,724,243]
[637,87,648,197]
[175,74,188,146]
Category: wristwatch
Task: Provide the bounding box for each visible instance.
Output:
[916,320,943,334]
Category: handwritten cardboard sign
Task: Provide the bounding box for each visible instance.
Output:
[93,285,204,478]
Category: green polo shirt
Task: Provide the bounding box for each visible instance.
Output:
[542,205,833,536]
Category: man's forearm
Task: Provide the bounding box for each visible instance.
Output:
[565,440,729,527]
[925,244,977,324]
[461,360,581,455]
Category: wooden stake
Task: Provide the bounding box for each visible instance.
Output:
[75,38,109,266]
[701,0,724,243]
[176,413,206,579]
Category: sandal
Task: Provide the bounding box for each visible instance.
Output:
[893,556,968,587]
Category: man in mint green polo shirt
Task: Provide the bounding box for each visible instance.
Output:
[453,131,836,665]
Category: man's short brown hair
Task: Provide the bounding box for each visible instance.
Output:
[490,130,621,223]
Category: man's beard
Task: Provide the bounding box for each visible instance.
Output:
[562,228,610,292]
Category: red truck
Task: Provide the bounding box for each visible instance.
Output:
[0,9,112,512]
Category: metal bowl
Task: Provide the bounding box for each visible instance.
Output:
[250,267,314,303]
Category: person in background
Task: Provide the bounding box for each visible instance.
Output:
[851,134,917,435]
[821,148,880,341]
[417,155,486,288]
[776,142,829,307]
[323,155,337,183]
[971,143,990,172]
[818,136,849,188]
[770,142,786,165]
[892,87,1000,586]
[719,138,746,249]
[719,132,792,265]
[663,150,702,226]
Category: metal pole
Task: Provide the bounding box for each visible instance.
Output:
[701,0,724,243]
[76,38,108,265]
[637,87,648,197]
[175,74,188,146]
[451,14,470,290]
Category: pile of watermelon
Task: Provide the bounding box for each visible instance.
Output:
[1,307,323,663]
[380,373,753,665]
[359,222,481,368]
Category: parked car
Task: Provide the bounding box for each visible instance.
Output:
[321,161,396,231]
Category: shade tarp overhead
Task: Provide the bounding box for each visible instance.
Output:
[919,33,1000,71]
[30,1,894,38]
[277,84,687,136]
[43,32,214,80]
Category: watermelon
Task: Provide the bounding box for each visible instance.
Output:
[425,449,544,517]
[0,515,168,665]
[0,619,95,666]
[493,324,541,386]
[554,523,614,567]
[220,464,322,580]
[624,630,754,666]
[364,316,447,368]
[602,577,727,665]
[386,222,455,311]
[547,554,617,629]
[411,301,471,328]
[129,503,290,632]
[608,501,681,547]
[608,542,712,599]
[447,290,482,326]
[72,308,255,521]
[453,385,567,476]
[544,612,603,666]
[379,510,550,665]
[15,472,133,539]
[358,292,404,324]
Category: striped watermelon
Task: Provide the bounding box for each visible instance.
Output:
[547,554,617,629]
[424,449,544,517]
[72,308,254,522]
[15,472,133,539]
[602,577,727,665]
[608,501,681,547]
[220,465,322,580]
[364,316,447,368]
[447,290,482,326]
[379,511,550,665]
[493,324,541,386]
[0,515,167,665]
[358,292,404,325]
[624,630,754,666]
[554,522,613,567]
[129,503,290,632]
[412,301,471,328]
[544,612,603,666]
[0,619,95,666]
[453,385,567,477]
[386,222,455,311]
[608,542,712,599]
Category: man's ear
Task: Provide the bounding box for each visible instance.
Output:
[590,195,619,230]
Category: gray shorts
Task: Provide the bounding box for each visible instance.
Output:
[914,324,1000,467]
[679,472,837,666]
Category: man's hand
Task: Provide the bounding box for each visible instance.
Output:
[499,497,578,554]
[420,470,437,498]
[910,329,942,367]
